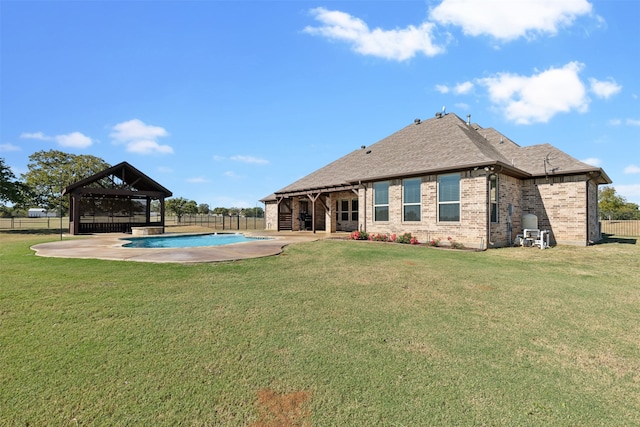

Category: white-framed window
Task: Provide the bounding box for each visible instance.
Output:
[438,173,460,222]
[403,178,421,221]
[490,175,498,223]
[373,181,389,221]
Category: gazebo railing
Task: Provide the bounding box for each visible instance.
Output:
[78,222,161,234]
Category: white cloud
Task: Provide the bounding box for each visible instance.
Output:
[435,84,450,94]
[0,143,21,152]
[212,155,225,162]
[224,171,239,178]
[626,119,640,127]
[127,140,173,154]
[110,119,173,155]
[304,7,445,61]
[589,78,622,99]
[20,131,49,140]
[608,118,622,126]
[21,130,93,148]
[624,165,640,174]
[111,119,167,141]
[454,81,474,94]
[478,62,589,124]
[430,0,593,41]
[230,155,269,165]
[126,140,174,155]
[55,131,93,148]
[580,157,601,167]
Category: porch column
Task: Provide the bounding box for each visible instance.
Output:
[292,197,301,231]
[325,193,336,234]
[71,192,81,235]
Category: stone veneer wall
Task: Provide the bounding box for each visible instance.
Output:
[264,201,278,231]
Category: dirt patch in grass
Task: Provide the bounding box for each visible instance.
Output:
[252,388,312,427]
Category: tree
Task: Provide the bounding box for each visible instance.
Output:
[211,207,229,216]
[0,158,29,207]
[243,207,264,218]
[197,203,210,215]
[166,197,198,222]
[150,200,161,213]
[21,150,110,215]
[599,186,640,220]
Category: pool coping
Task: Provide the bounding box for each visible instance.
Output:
[30,231,326,263]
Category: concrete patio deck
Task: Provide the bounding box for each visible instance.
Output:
[31,231,335,263]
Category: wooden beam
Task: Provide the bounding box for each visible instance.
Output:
[74,187,166,198]
[275,184,358,198]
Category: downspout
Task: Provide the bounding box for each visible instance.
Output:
[486,175,491,250]
[586,171,602,245]
[485,167,501,250]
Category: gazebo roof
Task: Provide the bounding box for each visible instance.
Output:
[63,161,172,197]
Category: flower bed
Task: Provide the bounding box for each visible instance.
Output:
[349,231,419,245]
[349,231,466,250]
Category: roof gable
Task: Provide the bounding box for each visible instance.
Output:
[63,161,172,197]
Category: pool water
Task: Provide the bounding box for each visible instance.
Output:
[122,233,270,249]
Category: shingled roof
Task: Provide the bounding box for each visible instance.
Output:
[268,113,610,199]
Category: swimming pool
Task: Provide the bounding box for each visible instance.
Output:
[122,233,271,249]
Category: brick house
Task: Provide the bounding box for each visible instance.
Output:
[261,112,611,248]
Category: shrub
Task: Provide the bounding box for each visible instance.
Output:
[429,237,441,247]
[370,233,392,242]
[350,230,369,240]
[396,232,419,245]
[447,236,464,249]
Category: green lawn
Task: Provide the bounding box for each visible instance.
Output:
[1,232,639,426]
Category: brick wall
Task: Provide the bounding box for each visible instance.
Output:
[361,172,491,249]
[268,172,598,247]
[520,175,590,246]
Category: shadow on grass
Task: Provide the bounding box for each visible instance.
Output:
[0,229,66,236]
[598,233,637,245]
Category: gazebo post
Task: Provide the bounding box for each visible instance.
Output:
[160,198,166,232]
[145,196,151,224]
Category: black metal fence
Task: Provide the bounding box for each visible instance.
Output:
[0,217,69,231]
[0,215,265,232]
[600,220,640,237]
[5,217,633,236]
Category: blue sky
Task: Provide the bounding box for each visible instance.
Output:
[2,0,639,207]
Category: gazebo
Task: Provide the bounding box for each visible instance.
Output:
[63,162,172,235]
